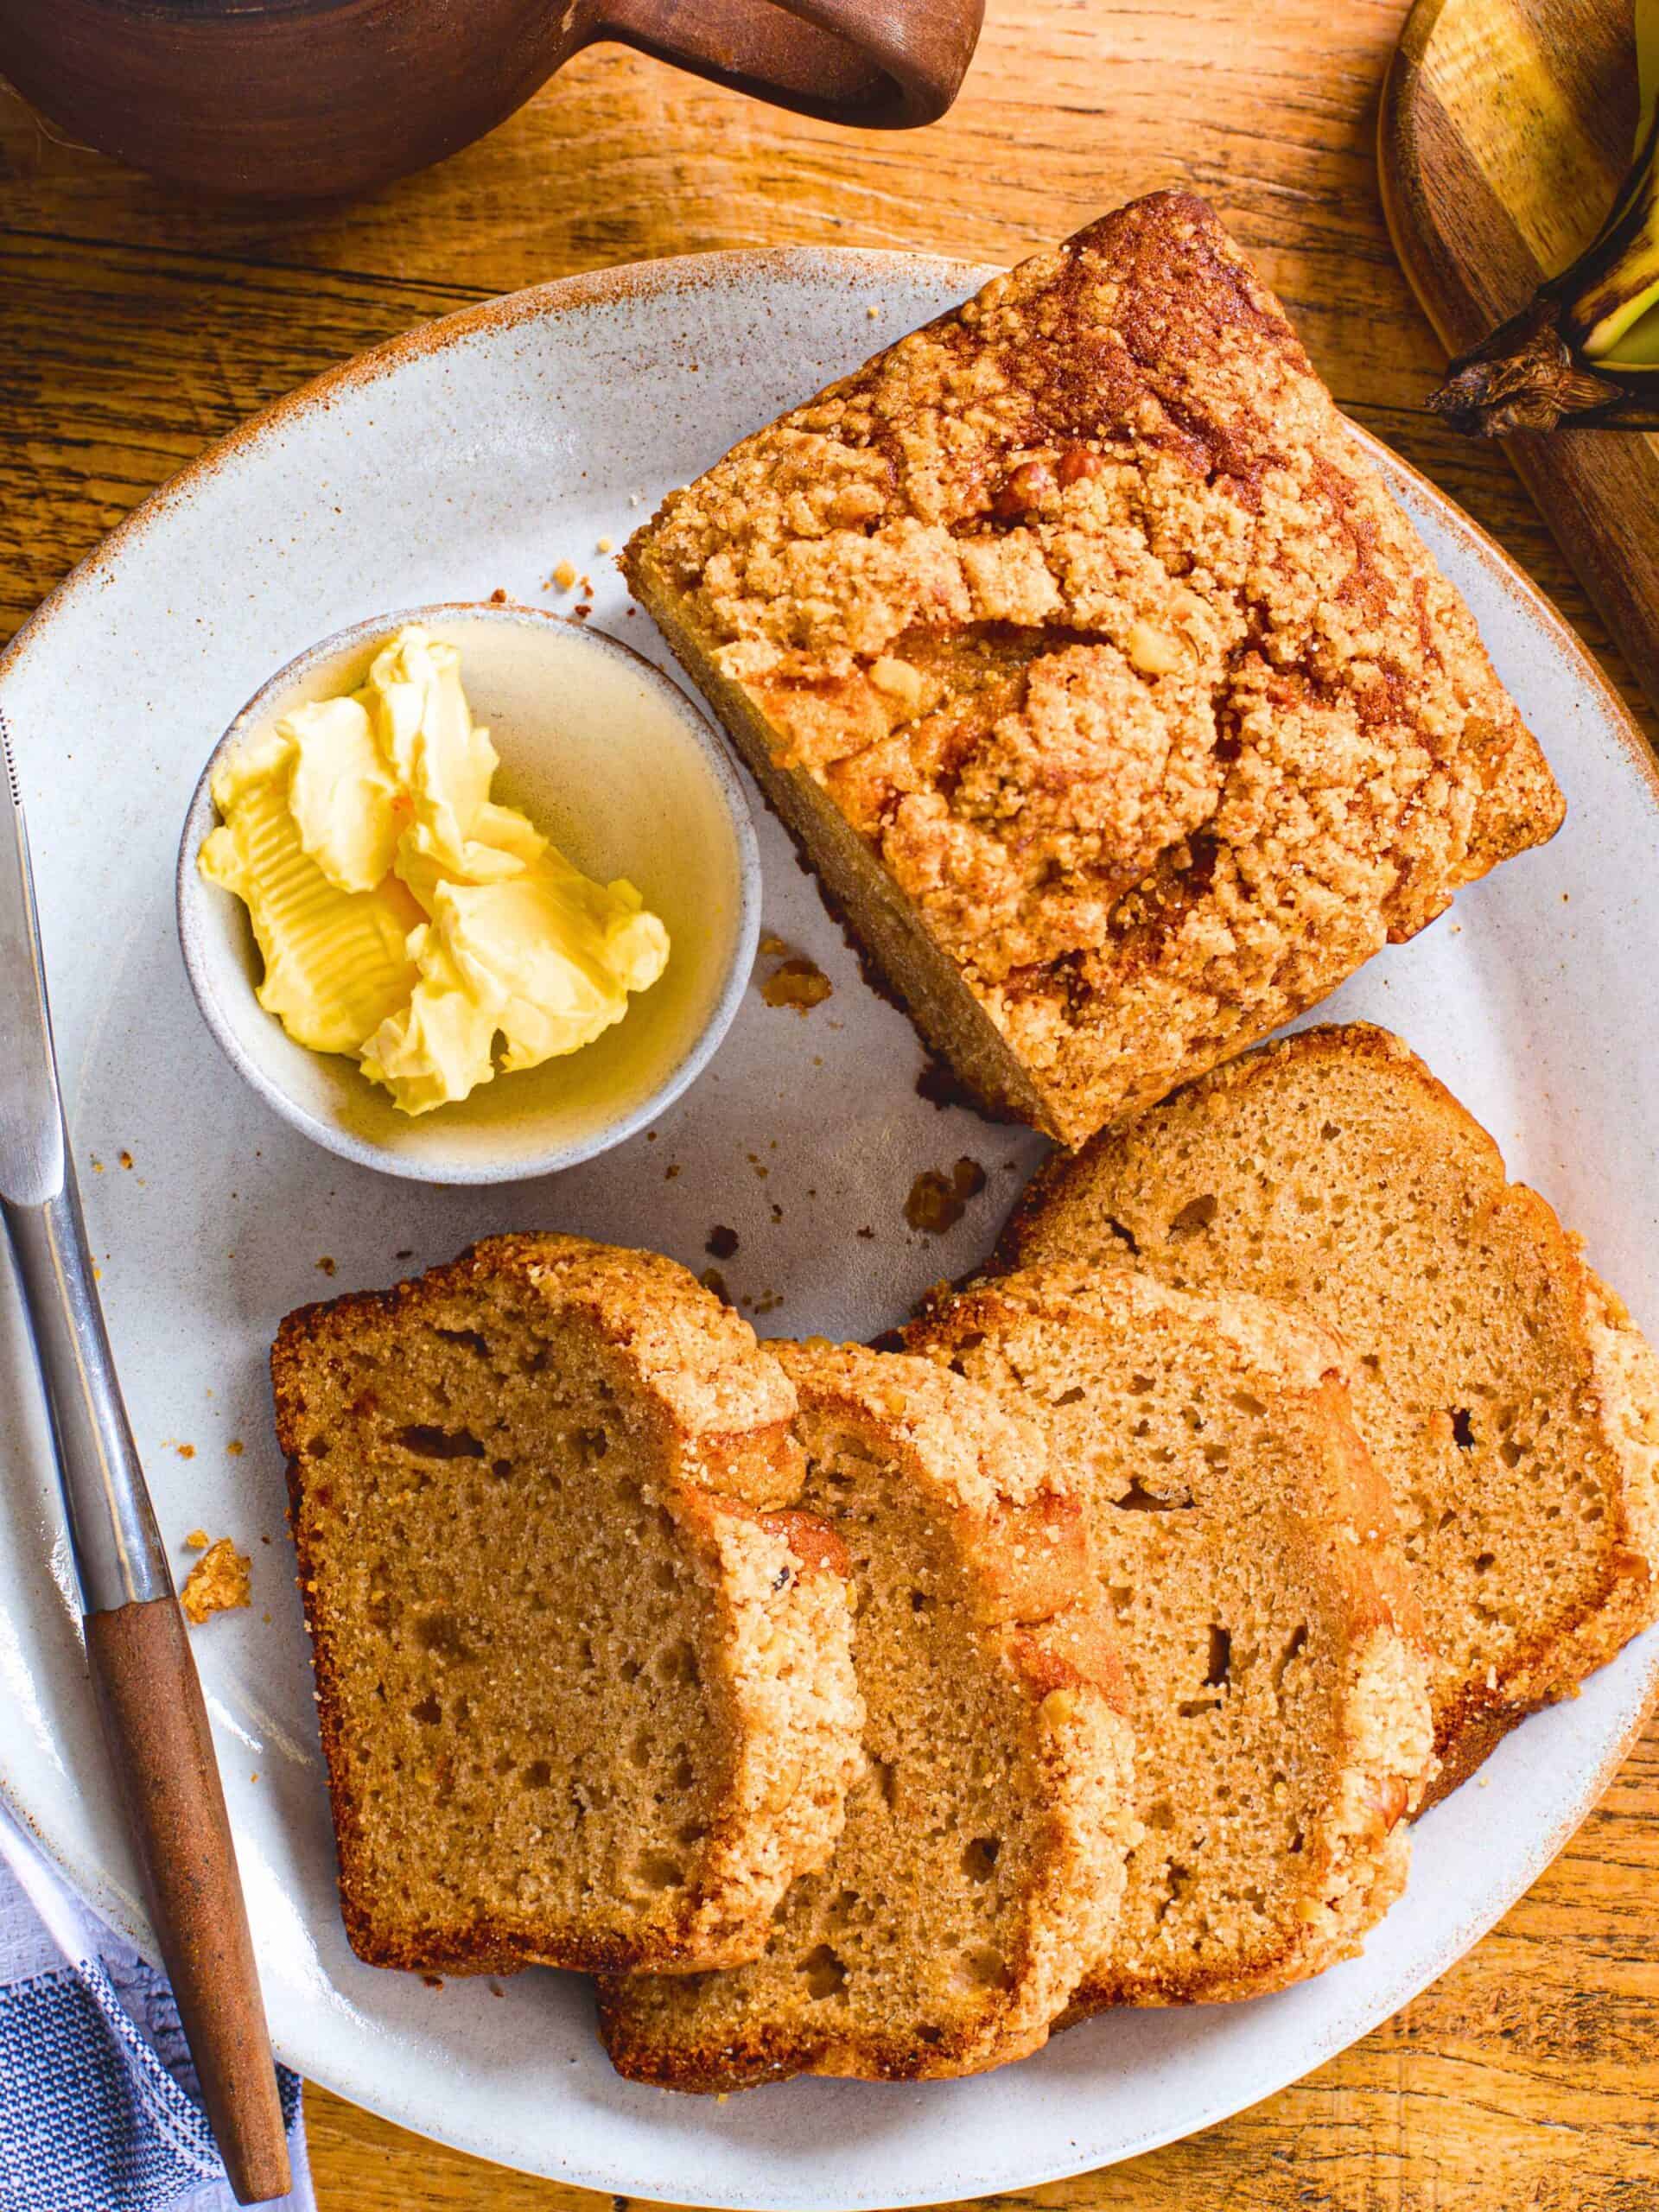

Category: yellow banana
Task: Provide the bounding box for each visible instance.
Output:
[1429,0,1659,433]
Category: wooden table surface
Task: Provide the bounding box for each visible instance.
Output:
[3,5,1657,2207]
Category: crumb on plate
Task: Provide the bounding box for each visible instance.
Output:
[181,1537,252,1625]
[760,955,832,1014]
[905,1158,987,1234]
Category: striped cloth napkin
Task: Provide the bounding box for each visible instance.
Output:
[0,1806,313,2212]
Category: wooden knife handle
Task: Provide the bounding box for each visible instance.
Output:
[84,1598,291,2206]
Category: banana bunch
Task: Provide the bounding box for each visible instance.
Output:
[1430,0,1659,434]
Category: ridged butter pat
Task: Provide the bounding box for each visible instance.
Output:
[199,626,670,1114]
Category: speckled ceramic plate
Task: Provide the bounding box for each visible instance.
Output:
[1,249,1656,2210]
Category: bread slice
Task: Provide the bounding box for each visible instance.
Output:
[906,1267,1433,2008]
[623,190,1562,1147]
[999,1023,1659,1797]
[271,1234,862,1979]
[597,1341,1139,2086]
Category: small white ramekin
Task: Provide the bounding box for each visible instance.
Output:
[176,602,759,1185]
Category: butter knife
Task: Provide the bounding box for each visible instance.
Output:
[0,709,290,2205]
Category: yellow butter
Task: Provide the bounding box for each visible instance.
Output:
[199,730,423,1055]
[283,695,404,893]
[200,625,670,1114]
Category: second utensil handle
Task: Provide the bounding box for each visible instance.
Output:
[85,1597,292,2206]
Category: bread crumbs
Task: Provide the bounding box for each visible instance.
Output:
[181,1538,251,1625]
[760,955,832,1014]
[905,1160,987,1233]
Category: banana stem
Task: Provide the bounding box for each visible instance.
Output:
[1427,299,1659,436]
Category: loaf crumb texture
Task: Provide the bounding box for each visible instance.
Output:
[906,1267,1433,2006]
[999,1024,1659,1793]
[626,191,1561,1143]
[271,1233,861,1979]
[599,1341,1138,2087]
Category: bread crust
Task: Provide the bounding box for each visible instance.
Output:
[905,1267,1433,2009]
[625,192,1561,1147]
[272,1234,861,1979]
[596,1342,1139,2088]
[997,1021,1659,1802]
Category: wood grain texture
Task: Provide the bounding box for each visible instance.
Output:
[307,1708,1659,2209]
[3,7,1657,2204]
[1382,0,1659,718]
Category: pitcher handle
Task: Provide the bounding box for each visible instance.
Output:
[591,0,983,128]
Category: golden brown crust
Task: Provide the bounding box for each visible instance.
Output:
[272,1234,860,1980]
[626,193,1562,1146]
[904,1266,1433,2010]
[597,1341,1139,2088]
[997,1022,1659,1796]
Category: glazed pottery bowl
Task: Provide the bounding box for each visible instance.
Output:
[177,602,760,1184]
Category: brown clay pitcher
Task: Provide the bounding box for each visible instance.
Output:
[0,0,983,200]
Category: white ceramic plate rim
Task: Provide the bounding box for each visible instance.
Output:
[173,599,762,1183]
[2,246,1657,2206]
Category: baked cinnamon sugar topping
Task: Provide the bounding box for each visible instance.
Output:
[628,194,1562,1141]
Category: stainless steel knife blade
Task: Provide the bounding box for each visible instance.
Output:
[0,711,290,2197]
[0,709,67,1211]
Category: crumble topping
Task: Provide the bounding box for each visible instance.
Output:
[631,194,1561,1138]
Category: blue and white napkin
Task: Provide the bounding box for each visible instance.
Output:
[0,1807,313,2212]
